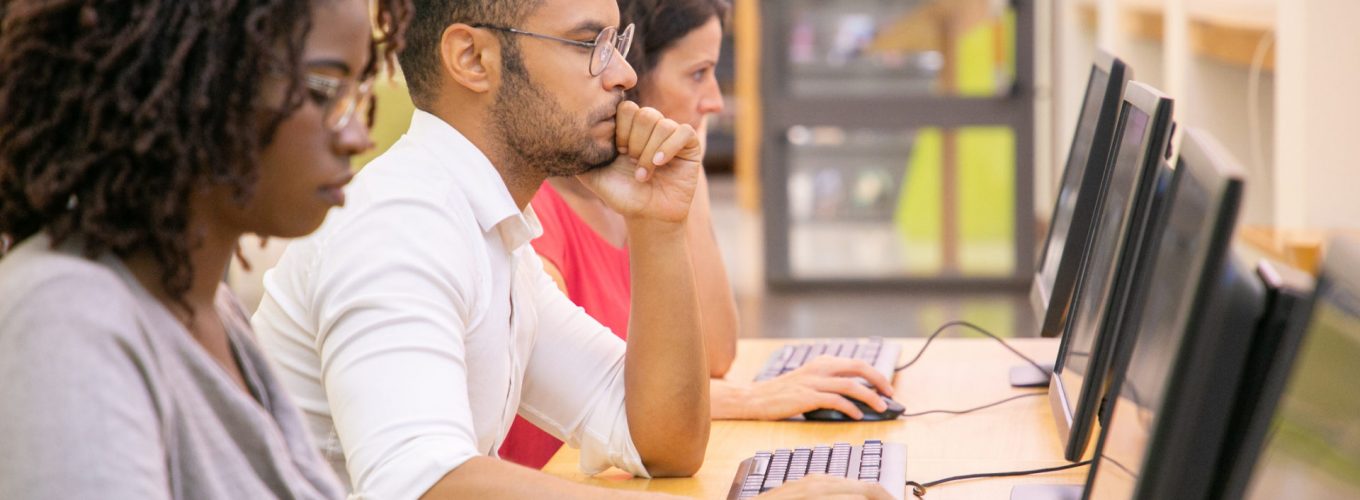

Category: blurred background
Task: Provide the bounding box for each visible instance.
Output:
[233,0,1360,340]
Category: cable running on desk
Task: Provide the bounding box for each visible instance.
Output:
[895,320,1050,376]
[906,460,1093,498]
[901,393,1044,418]
[891,320,1048,418]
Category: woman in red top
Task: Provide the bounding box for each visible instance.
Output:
[499,0,897,470]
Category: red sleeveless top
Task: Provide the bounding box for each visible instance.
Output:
[499,181,632,469]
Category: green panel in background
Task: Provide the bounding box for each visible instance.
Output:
[914,306,952,342]
[352,72,417,170]
[958,127,1015,276]
[955,8,1016,98]
[894,12,1017,277]
[956,12,1016,276]
[960,300,1016,338]
[894,128,943,274]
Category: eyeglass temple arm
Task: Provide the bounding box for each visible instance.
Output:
[470,23,597,49]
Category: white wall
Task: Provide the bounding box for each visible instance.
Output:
[1048,0,1098,207]
[1185,57,1275,224]
[1050,0,1360,229]
[1275,0,1360,229]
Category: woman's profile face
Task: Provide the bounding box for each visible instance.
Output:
[636,16,725,131]
[216,0,376,239]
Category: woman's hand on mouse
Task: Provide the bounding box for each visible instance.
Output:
[725,356,897,421]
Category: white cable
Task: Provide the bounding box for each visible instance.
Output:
[1247,31,1275,180]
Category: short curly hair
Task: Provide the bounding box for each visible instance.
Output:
[619,0,729,98]
[0,0,411,302]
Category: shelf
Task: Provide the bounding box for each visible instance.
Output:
[1077,1,1276,71]
[1236,226,1360,276]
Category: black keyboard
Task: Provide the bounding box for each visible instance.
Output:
[726,440,907,500]
[755,338,902,383]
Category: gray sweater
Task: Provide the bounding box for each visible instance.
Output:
[0,235,344,499]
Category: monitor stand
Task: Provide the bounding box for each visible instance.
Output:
[1009,363,1054,388]
[1010,484,1082,500]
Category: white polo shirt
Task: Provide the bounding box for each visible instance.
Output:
[253,110,647,500]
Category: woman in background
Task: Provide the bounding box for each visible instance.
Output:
[499,0,897,470]
[0,0,408,497]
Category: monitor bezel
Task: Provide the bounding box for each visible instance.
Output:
[1082,129,1257,500]
[1234,237,1360,499]
[1211,258,1315,500]
[1217,237,1360,499]
[1031,50,1132,339]
[1048,80,1176,462]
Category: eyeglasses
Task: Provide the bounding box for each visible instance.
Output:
[471,23,635,77]
[303,73,374,131]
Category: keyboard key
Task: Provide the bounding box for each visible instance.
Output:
[784,345,811,372]
[757,339,901,389]
[751,453,771,475]
[729,441,906,500]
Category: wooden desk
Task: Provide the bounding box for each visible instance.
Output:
[544,338,1090,499]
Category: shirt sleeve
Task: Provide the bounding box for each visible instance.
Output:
[527,187,569,277]
[0,272,170,499]
[307,195,485,500]
[514,252,650,478]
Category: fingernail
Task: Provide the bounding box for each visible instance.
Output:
[635,167,646,181]
[653,152,665,165]
[619,147,628,155]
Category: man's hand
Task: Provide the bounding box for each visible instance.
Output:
[577,101,703,224]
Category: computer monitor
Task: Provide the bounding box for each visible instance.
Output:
[1225,236,1360,500]
[1031,51,1132,340]
[1081,130,1314,500]
[1047,81,1174,462]
[1201,260,1317,500]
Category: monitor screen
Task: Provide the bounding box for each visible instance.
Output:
[1032,54,1130,339]
[1084,129,1265,500]
[1083,166,1216,497]
[1048,81,1173,462]
[1052,105,1152,436]
[1055,104,1149,389]
[1242,241,1360,499]
[1036,67,1110,292]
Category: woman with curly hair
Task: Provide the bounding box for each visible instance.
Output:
[0,0,409,497]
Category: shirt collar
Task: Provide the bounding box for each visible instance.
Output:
[405,110,540,251]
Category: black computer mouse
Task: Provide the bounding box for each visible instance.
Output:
[803,395,904,422]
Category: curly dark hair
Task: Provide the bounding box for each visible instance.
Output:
[0,0,410,302]
[619,0,729,99]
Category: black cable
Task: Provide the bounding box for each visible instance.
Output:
[895,320,1050,377]
[905,460,1093,498]
[902,392,1044,418]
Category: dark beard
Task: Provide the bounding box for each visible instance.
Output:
[491,59,621,177]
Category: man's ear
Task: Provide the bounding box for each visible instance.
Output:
[440,23,498,94]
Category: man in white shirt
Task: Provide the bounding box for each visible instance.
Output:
[254,0,890,499]
[253,0,713,496]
